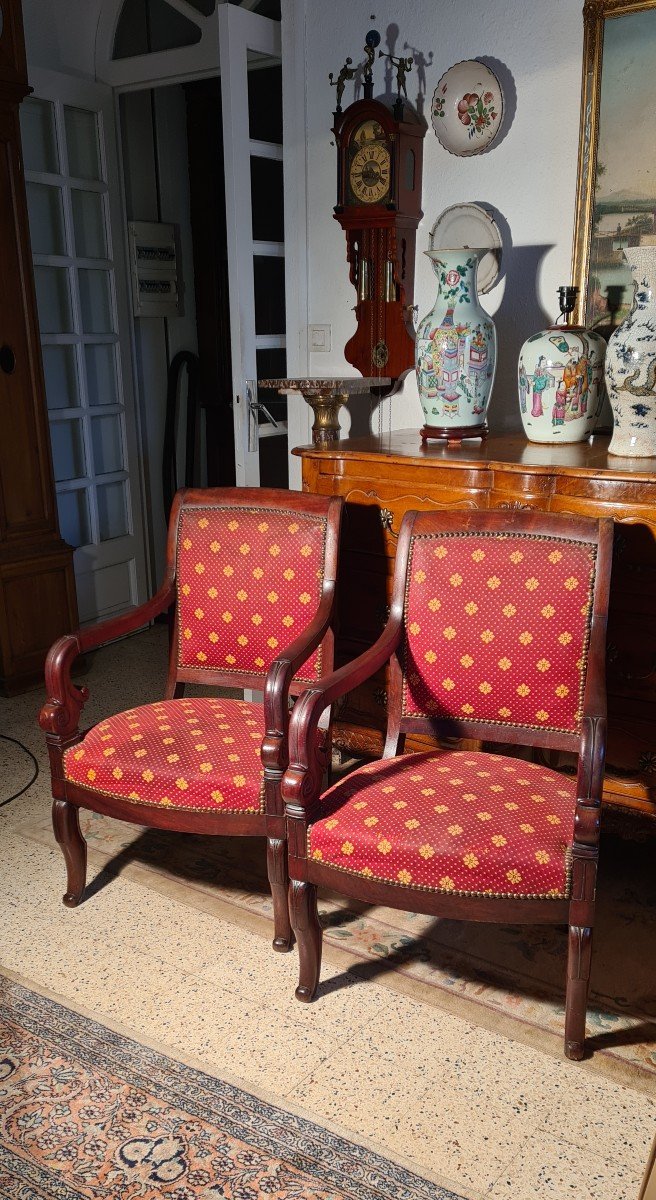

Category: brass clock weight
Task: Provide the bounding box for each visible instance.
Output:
[330,29,426,382]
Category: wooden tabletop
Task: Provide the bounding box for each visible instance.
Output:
[293,430,656,481]
[261,377,391,394]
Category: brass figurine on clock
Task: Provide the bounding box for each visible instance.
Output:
[331,31,426,381]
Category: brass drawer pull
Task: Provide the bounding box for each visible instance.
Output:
[380,507,397,537]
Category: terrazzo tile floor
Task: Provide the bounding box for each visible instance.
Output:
[1,625,654,1200]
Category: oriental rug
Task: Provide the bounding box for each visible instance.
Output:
[0,975,460,1200]
[21,807,656,1089]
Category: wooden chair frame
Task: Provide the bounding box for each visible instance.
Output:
[282,509,614,1058]
[40,486,343,951]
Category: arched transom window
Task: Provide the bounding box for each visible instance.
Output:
[112,0,280,61]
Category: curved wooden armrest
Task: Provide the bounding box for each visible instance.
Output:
[282,620,402,814]
[264,587,335,729]
[39,582,175,741]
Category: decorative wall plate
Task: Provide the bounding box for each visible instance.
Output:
[429,203,502,294]
[431,60,504,157]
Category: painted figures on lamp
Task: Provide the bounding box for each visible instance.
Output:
[531,355,549,417]
[517,287,606,444]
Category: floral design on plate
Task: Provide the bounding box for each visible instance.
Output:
[431,60,504,157]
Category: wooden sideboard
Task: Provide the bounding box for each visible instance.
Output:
[295,430,656,819]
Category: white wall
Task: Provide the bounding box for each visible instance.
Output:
[22,0,99,77]
[301,0,584,435]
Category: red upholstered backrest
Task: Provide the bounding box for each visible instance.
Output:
[176,503,328,681]
[402,529,597,734]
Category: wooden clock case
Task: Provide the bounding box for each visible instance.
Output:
[332,98,425,381]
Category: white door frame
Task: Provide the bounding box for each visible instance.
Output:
[219,3,282,485]
[280,0,311,488]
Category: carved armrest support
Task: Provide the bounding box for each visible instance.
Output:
[262,589,336,774]
[38,582,175,743]
[39,635,89,741]
[282,621,402,819]
[573,711,607,854]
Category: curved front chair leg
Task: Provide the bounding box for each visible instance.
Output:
[565,924,593,1060]
[289,880,322,1002]
[266,836,293,952]
[52,798,87,908]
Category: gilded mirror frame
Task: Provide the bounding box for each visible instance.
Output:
[572,0,656,327]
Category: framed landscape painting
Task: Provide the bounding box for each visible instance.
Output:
[572,0,656,328]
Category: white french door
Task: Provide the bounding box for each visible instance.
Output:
[219,4,288,486]
[21,69,148,623]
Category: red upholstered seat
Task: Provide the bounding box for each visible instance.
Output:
[309,750,575,898]
[64,698,266,814]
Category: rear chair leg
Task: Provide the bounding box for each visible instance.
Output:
[52,798,87,908]
[565,925,593,1060]
[266,836,293,952]
[289,879,322,1001]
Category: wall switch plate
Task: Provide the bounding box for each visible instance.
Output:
[308,323,331,352]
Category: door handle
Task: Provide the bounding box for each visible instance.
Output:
[246,381,279,452]
[250,400,279,428]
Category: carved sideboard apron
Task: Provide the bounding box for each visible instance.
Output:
[295,431,656,818]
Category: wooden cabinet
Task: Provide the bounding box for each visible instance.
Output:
[0,0,78,694]
[295,430,656,818]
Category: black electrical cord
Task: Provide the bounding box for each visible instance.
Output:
[0,734,39,807]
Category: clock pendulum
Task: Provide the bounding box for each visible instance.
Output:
[330,30,426,386]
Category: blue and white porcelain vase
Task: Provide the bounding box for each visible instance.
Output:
[415,248,496,438]
[517,322,606,444]
[606,247,656,457]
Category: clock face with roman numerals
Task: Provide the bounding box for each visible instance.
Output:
[348,120,391,205]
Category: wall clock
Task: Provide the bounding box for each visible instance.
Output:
[332,96,426,381]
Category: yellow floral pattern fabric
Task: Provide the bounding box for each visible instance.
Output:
[176,506,327,680]
[63,698,266,813]
[308,750,575,898]
[403,532,596,732]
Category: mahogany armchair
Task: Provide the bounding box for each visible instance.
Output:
[40,487,342,951]
[282,508,614,1058]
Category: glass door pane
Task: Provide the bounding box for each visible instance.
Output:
[64,106,102,179]
[21,98,59,172]
[34,266,73,332]
[85,344,119,406]
[26,183,66,254]
[50,419,86,481]
[42,345,79,410]
[72,190,107,258]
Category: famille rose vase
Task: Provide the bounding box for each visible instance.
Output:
[605,247,656,457]
[415,248,496,439]
[517,322,606,444]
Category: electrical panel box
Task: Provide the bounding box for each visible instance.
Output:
[128,221,181,317]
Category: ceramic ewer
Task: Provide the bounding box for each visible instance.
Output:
[518,324,606,444]
[415,248,496,442]
[605,247,656,457]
